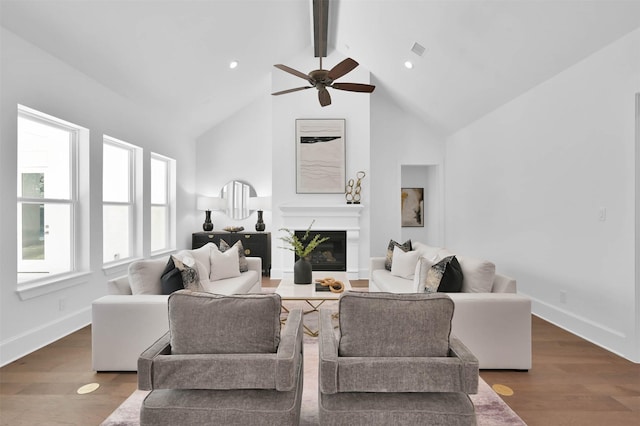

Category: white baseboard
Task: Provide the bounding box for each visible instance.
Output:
[526,293,638,363]
[0,307,91,367]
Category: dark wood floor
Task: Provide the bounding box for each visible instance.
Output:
[1,280,639,425]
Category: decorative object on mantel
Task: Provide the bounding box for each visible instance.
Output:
[197,196,224,231]
[401,187,424,227]
[223,226,244,233]
[248,196,272,232]
[296,119,345,194]
[315,277,345,293]
[345,170,366,204]
[279,220,329,284]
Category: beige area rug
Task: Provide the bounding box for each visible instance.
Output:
[102,298,526,426]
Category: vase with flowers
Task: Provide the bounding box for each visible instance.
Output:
[279,220,329,284]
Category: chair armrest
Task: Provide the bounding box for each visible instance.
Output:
[246,257,262,275]
[449,335,479,394]
[107,276,132,295]
[276,308,303,391]
[138,332,171,390]
[318,309,339,394]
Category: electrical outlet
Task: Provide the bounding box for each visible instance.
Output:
[58,298,67,311]
[559,290,567,304]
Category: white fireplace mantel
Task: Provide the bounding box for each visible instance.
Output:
[278,203,364,279]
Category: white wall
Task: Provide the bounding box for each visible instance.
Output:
[400,164,442,245]
[370,87,445,256]
[195,95,273,232]
[445,29,640,362]
[0,28,197,366]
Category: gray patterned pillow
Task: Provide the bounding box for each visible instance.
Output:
[219,239,249,272]
[172,255,203,292]
[385,239,412,271]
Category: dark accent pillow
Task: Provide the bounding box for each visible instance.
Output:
[160,256,184,295]
[219,239,249,272]
[427,255,464,293]
[385,239,412,271]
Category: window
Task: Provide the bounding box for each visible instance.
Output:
[17,107,82,283]
[103,136,141,263]
[150,153,175,253]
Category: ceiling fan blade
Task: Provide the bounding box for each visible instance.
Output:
[271,86,313,96]
[318,88,331,107]
[274,64,311,82]
[331,82,376,93]
[327,58,359,80]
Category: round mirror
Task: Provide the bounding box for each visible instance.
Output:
[220,180,257,220]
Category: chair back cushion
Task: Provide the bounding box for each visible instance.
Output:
[338,292,453,357]
[168,291,281,354]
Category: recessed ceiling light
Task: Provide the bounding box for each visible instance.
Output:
[404,61,414,69]
[229,60,239,69]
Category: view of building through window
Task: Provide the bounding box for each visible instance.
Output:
[17,108,76,283]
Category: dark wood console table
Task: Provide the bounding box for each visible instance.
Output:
[192,231,271,276]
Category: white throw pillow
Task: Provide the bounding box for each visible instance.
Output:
[176,243,213,281]
[210,244,241,281]
[390,246,419,279]
[457,255,496,293]
[128,258,166,295]
[413,256,437,293]
[412,242,441,262]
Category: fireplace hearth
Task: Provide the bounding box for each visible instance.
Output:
[294,230,346,272]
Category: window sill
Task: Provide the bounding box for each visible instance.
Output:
[16,271,92,301]
[102,257,143,279]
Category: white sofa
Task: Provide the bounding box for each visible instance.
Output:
[369,242,531,370]
[92,243,262,371]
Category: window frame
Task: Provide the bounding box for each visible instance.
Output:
[16,105,84,289]
[150,152,176,255]
[102,135,141,265]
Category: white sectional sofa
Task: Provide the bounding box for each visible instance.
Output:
[369,242,531,370]
[92,243,262,371]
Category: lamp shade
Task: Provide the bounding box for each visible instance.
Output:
[248,196,272,211]
[197,196,223,211]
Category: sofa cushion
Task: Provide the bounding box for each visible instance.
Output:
[210,244,241,281]
[457,255,496,293]
[168,291,282,354]
[338,292,454,357]
[413,256,437,293]
[129,258,166,295]
[411,242,441,262]
[390,246,419,279]
[219,239,249,272]
[371,269,415,293]
[430,255,464,293]
[385,239,412,271]
[160,257,184,295]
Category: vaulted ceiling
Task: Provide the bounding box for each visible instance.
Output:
[2,0,640,139]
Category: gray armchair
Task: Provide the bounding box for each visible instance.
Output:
[319,292,479,426]
[138,291,303,426]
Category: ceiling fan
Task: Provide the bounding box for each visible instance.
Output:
[271,0,375,107]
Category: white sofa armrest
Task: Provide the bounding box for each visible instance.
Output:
[107,276,132,295]
[92,295,170,371]
[369,257,386,281]
[492,273,517,293]
[246,256,262,275]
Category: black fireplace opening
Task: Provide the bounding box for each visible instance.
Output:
[294,230,346,272]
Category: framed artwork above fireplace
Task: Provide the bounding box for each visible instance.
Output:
[295,119,345,193]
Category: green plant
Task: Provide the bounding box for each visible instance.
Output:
[279,220,329,259]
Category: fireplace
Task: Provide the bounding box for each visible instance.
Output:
[294,230,346,271]
[278,204,364,279]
